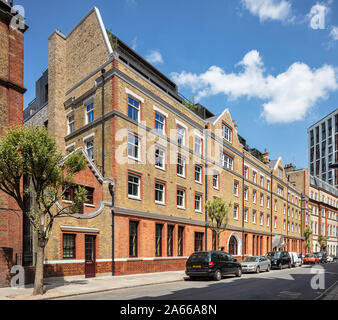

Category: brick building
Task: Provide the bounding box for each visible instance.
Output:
[286,166,338,255]
[24,7,306,280]
[0,0,27,287]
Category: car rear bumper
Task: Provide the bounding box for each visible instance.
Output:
[185,269,214,277]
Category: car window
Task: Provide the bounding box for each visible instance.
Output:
[222,253,230,261]
[189,252,209,263]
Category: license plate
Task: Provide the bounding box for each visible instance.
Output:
[193,265,201,269]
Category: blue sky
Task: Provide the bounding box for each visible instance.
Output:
[19,0,338,169]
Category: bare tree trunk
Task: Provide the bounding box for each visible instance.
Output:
[217,232,221,251]
[33,242,45,296]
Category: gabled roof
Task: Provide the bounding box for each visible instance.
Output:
[206,108,231,126]
[269,158,282,171]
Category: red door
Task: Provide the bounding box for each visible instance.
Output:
[85,235,96,278]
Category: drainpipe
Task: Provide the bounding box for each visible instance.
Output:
[101,69,106,177]
[109,183,115,276]
[204,125,208,251]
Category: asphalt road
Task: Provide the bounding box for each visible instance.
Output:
[56,262,338,300]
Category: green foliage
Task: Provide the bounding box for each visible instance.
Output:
[107,29,118,51]
[205,198,232,250]
[0,126,88,243]
[303,227,313,253]
[183,97,197,111]
[318,234,328,251]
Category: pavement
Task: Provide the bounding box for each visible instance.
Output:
[320,280,338,300]
[0,270,186,300]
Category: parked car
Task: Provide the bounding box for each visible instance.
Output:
[326,255,334,263]
[302,253,319,264]
[315,252,328,264]
[298,254,304,266]
[289,252,302,267]
[240,256,271,273]
[333,255,338,262]
[185,251,242,281]
[266,251,291,270]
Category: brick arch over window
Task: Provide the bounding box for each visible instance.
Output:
[227,232,241,256]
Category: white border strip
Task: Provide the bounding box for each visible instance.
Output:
[66,142,76,150]
[94,7,113,55]
[175,119,188,130]
[83,133,95,142]
[153,105,168,118]
[125,88,145,103]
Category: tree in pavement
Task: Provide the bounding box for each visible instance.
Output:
[205,198,232,251]
[303,227,313,254]
[0,126,88,295]
[317,234,328,252]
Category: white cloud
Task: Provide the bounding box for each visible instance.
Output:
[330,26,338,40]
[131,37,138,50]
[242,0,292,22]
[307,3,329,30]
[145,50,163,65]
[171,50,338,124]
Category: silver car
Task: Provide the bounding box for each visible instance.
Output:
[240,256,271,273]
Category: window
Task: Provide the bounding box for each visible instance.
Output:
[244,166,249,179]
[234,205,239,220]
[244,187,248,201]
[260,193,264,207]
[86,139,94,161]
[194,232,204,252]
[267,215,270,227]
[155,181,165,205]
[84,187,94,204]
[155,112,165,134]
[177,188,186,209]
[260,213,264,226]
[277,186,283,197]
[67,114,75,134]
[63,234,75,259]
[86,103,94,124]
[195,193,202,212]
[221,153,233,170]
[274,217,277,229]
[287,207,290,217]
[177,156,186,177]
[274,199,278,211]
[244,208,248,222]
[195,136,202,155]
[267,197,270,209]
[253,190,257,204]
[253,171,257,184]
[222,123,232,142]
[284,204,286,215]
[128,97,140,121]
[213,173,219,189]
[278,167,283,178]
[177,125,185,147]
[260,176,264,187]
[129,221,138,257]
[128,173,141,199]
[234,181,239,196]
[267,180,270,191]
[252,210,256,224]
[155,146,165,170]
[155,224,163,257]
[195,165,202,184]
[128,133,140,161]
[178,227,184,256]
[167,225,174,257]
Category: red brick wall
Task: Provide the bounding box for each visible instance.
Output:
[0,247,13,287]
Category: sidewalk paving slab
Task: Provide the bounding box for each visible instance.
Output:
[0,270,186,300]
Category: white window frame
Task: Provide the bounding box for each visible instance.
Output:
[155,112,166,135]
[155,146,166,170]
[155,182,165,205]
[252,210,256,224]
[67,114,75,134]
[222,153,233,170]
[234,206,239,220]
[244,208,248,222]
[85,101,94,125]
[85,139,94,161]
[222,123,232,143]
[213,173,219,190]
[234,181,239,197]
[195,194,202,213]
[128,133,140,161]
[195,165,202,184]
[177,155,186,178]
[128,174,141,200]
[177,188,186,209]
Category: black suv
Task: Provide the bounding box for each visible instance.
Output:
[266,251,291,270]
[315,252,328,264]
[185,251,242,281]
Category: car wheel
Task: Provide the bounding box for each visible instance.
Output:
[236,267,242,277]
[213,269,222,281]
[267,264,271,272]
[256,266,260,274]
[288,262,292,269]
[279,263,283,270]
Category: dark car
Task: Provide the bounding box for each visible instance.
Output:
[315,252,328,264]
[185,251,242,281]
[265,251,291,270]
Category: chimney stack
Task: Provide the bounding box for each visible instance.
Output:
[262,149,269,165]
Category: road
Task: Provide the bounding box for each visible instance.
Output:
[56,262,338,300]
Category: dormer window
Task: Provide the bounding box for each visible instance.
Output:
[222,123,232,143]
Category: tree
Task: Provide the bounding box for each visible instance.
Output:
[318,234,328,252]
[0,126,88,295]
[303,227,313,254]
[205,198,232,251]
[183,97,197,112]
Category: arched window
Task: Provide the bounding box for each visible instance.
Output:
[229,236,238,255]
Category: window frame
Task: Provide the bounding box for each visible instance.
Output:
[85,102,94,125]
[128,172,142,200]
[62,233,76,259]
